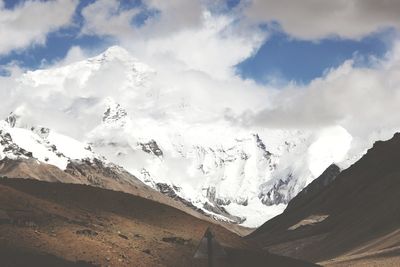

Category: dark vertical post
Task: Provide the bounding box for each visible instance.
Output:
[206,229,213,267]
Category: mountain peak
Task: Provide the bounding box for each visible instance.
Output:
[92,45,136,63]
[85,45,154,74]
[104,45,131,57]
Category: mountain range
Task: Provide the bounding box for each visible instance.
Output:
[0,46,380,228]
[0,46,399,267]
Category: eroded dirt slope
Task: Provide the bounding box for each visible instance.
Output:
[0,178,316,267]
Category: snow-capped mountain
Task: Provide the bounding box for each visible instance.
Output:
[0,113,96,170]
[3,46,367,227]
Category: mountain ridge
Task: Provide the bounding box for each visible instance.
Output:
[247,132,400,265]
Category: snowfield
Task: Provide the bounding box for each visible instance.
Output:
[0,120,97,170]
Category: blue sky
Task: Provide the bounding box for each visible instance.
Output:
[1,0,400,152]
[0,0,107,69]
[0,0,396,84]
[237,29,391,84]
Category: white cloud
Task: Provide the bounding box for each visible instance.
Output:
[81,0,266,79]
[142,0,204,34]
[245,0,400,40]
[133,12,265,79]
[59,46,86,65]
[81,0,139,38]
[0,0,78,55]
[81,0,204,39]
[228,41,400,158]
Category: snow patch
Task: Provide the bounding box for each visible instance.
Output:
[224,198,286,228]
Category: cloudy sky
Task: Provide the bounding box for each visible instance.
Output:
[1,0,400,145]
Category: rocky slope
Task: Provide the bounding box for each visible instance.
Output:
[0,178,318,267]
[247,133,400,266]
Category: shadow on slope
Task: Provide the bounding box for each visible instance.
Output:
[0,178,317,267]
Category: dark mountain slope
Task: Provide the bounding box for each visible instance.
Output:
[248,133,400,266]
[0,157,246,233]
[285,164,340,214]
[0,178,316,267]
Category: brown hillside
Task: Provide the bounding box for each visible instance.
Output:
[248,133,400,266]
[0,178,317,267]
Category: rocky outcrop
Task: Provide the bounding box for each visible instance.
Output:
[259,177,291,205]
[0,131,33,158]
[102,99,128,126]
[155,183,244,224]
[139,140,163,157]
[31,127,50,139]
[5,113,17,128]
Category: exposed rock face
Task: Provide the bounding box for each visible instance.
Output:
[254,133,273,159]
[206,187,231,206]
[259,177,291,206]
[155,183,202,211]
[31,127,50,139]
[103,104,127,122]
[202,202,245,224]
[155,183,244,224]
[5,113,17,128]
[0,131,33,158]
[139,140,163,157]
[103,101,128,126]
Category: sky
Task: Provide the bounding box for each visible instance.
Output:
[237,29,390,84]
[0,0,396,83]
[1,0,400,147]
